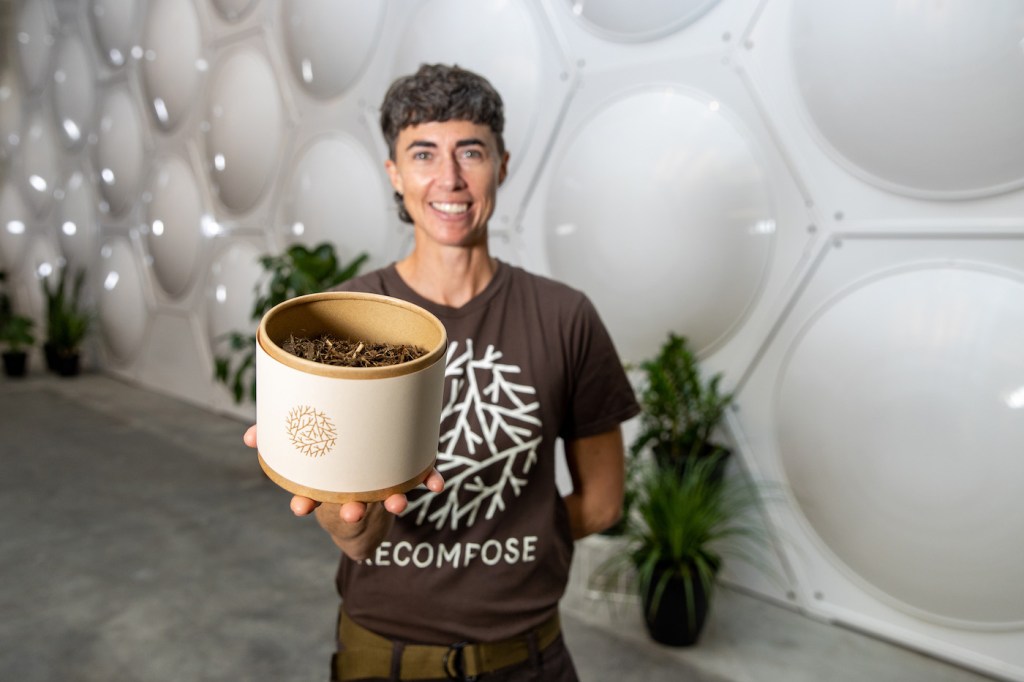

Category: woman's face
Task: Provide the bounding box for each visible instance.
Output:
[385,120,508,250]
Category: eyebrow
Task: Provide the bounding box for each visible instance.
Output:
[404,138,487,152]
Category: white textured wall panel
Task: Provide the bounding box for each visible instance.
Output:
[201,43,285,216]
[735,234,1024,679]
[0,177,30,270]
[139,0,204,133]
[98,236,148,361]
[51,32,95,148]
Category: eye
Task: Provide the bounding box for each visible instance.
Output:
[461,148,483,160]
[413,150,432,161]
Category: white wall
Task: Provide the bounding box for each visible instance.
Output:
[2,1,1023,678]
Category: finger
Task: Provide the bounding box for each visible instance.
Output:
[423,469,444,493]
[383,494,407,515]
[243,424,257,448]
[290,495,320,516]
[339,501,368,524]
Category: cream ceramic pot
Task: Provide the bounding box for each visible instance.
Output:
[256,291,447,502]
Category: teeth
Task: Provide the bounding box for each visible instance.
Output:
[431,202,469,214]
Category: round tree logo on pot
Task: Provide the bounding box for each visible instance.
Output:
[286,406,338,458]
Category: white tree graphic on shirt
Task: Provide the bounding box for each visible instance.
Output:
[403,339,542,530]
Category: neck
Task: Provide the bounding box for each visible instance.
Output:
[396,245,496,308]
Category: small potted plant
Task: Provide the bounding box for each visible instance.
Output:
[631,333,735,477]
[601,453,772,647]
[1,313,35,378]
[42,264,91,377]
[214,242,368,403]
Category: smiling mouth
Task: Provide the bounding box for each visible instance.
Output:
[430,202,469,215]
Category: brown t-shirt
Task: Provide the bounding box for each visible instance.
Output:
[333,260,639,644]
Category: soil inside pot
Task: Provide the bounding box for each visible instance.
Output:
[281,333,427,368]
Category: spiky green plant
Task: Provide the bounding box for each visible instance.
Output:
[42,265,91,356]
[214,242,368,403]
[600,453,773,633]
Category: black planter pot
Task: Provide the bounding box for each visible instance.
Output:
[2,351,28,378]
[54,352,80,377]
[641,561,713,647]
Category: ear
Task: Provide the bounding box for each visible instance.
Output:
[384,159,403,194]
[497,150,510,186]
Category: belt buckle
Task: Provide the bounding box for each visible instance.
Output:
[442,641,477,681]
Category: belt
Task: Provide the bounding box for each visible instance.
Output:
[335,611,562,681]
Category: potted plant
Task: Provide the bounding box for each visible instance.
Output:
[631,333,735,477]
[1,313,35,378]
[602,453,772,647]
[214,242,368,403]
[41,265,91,377]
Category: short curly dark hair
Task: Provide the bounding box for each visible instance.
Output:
[380,64,506,223]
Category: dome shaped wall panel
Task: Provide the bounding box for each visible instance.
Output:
[273,132,393,272]
[544,87,773,359]
[738,0,1024,222]
[278,0,384,101]
[204,239,263,349]
[204,239,264,408]
[91,84,147,217]
[139,0,206,133]
[0,178,32,271]
[142,152,206,299]
[520,58,816,373]
[21,110,61,216]
[98,236,150,363]
[733,234,1024,680]
[787,0,1024,200]
[777,266,1024,628]
[58,166,101,274]
[200,41,287,217]
[14,0,55,93]
[0,64,26,159]
[51,32,97,149]
[88,0,141,70]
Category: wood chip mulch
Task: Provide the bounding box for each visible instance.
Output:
[281,333,427,368]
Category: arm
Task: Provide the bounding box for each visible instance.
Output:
[562,426,626,539]
[243,425,443,561]
[309,499,396,562]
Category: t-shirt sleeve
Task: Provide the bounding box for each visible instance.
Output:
[560,295,640,441]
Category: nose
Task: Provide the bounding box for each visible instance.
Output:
[438,153,466,190]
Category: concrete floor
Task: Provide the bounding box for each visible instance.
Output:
[0,372,1001,682]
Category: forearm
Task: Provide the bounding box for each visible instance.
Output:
[314,502,394,561]
[564,490,621,539]
[564,428,626,540]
